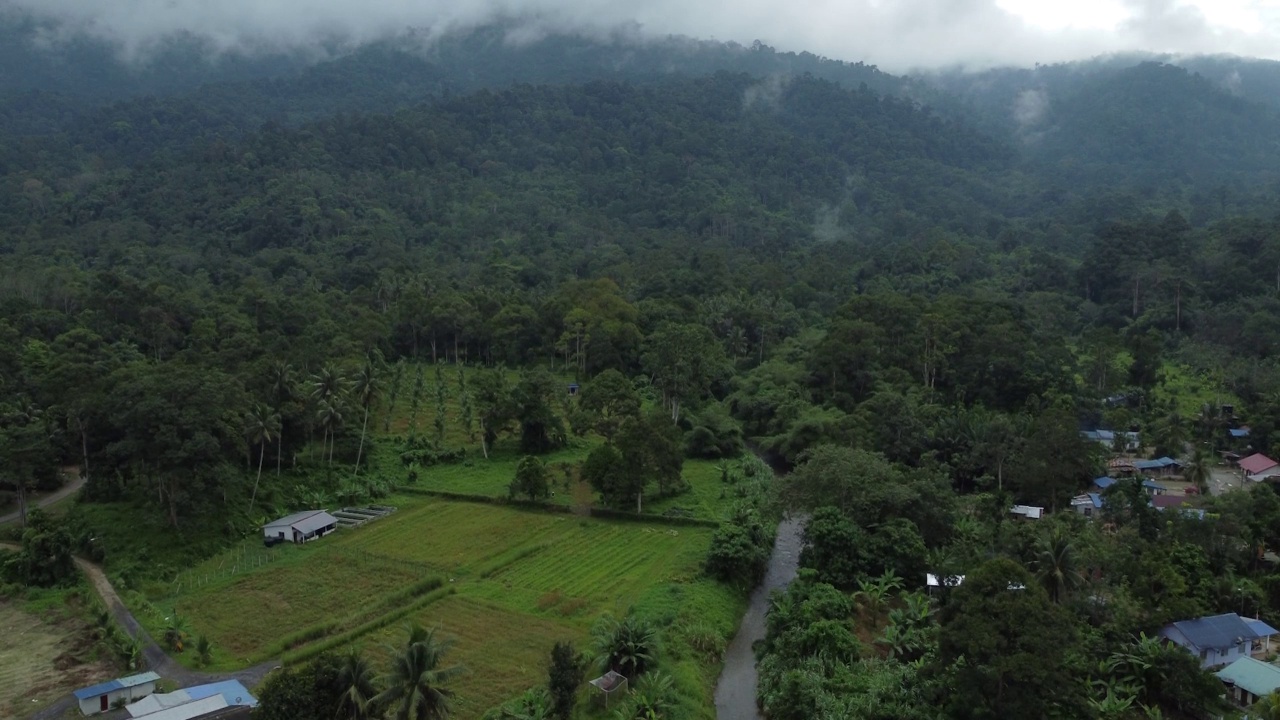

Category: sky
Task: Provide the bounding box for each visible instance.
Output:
[5,0,1280,71]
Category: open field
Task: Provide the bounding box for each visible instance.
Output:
[139,496,731,718]
[0,596,115,718]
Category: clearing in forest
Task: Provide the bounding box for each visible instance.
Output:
[0,601,115,718]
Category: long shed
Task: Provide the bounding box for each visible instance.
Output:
[74,671,160,715]
[262,510,338,544]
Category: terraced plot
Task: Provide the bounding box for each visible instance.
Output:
[168,552,424,659]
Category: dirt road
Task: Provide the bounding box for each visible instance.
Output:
[0,471,87,526]
[0,543,277,720]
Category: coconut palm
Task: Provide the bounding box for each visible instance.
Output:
[245,403,281,510]
[316,398,345,467]
[268,360,295,475]
[352,355,382,475]
[1033,527,1083,603]
[336,648,379,720]
[1184,449,1213,494]
[494,689,553,720]
[373,624,463,720]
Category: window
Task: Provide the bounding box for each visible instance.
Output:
[1199,649,1209,660]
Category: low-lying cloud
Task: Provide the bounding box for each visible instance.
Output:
[5,0,1280,71]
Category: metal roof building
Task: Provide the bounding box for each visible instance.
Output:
[1161,613,1261,669]
[128,680,257,719]
[1217,656,1280,707]
[262,509,338,543]
[74,671,161,715]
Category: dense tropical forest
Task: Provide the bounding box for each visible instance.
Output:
[5,14,1280,720]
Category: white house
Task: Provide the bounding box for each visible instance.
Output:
[1160,613,1260,669]
[262,510,338,544]
[74,671,160,715]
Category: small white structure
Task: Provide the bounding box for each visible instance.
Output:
[263,510,338,544]
[74,671,160,715]
[1010,505,1043,520]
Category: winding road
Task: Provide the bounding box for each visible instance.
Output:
[0,543,278,720]
[0,470,88,526]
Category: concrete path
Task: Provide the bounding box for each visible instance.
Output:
[0,543,278,720]
[0,470,87,526]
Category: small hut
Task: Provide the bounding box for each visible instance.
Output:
[589,671,628,708]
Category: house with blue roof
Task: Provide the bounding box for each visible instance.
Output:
[1081,429,1141,452]
[1071,492,1104,517]
[1134,457,1182,477]
[74,671,160,715]
[1161,613,1264,669]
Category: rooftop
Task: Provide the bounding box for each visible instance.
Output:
[1165,613,1258,651]
[1240,454,1279,475]
[74,671,161,700]
[263,510,338,535]
[1216,656,1280,698]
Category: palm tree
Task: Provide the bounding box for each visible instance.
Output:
[1257,691,1280,720]
[245,403,281,511]
[268,361,295,475]
[352,356,382,475]
[1184,449,1213,494]
[1033,527,1083,603]
[373,624,463,720]
[336,648,379,720]
[163,611,191,652]
[195,635,213,667]
[316,399,345,467]
[591,614,657,680]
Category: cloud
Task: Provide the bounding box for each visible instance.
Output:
[4,0,1280,71]
[1012,88,1049,128]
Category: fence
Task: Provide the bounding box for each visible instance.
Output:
[170,539,281,594]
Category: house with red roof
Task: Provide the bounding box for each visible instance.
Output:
[1239,454,1280,482]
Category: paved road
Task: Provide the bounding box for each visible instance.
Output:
[0,543,278,720]
[0,471,87,526]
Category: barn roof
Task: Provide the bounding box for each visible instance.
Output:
[74,671,161,700]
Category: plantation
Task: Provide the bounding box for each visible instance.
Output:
[0,595,115,717]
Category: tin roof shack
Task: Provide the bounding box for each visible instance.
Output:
[74,672,160,715]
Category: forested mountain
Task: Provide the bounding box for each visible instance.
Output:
[7,19,1280,720]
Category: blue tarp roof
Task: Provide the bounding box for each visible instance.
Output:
[1135,457,1180,471]
[1166,613,1259,651]
[1087,492,1103,509]
[73,672,160,700]
[1231,428,1251,438]
[1094,476,1116,489]
[1142,479,1165,490]
[185,680,258,708]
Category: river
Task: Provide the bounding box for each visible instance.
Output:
[713,515,806,720]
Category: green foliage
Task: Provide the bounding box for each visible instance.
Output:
[508,456,551,503]
[254,653,346,720]
[577,370,641,442]
[3,508,76,587]
[372,624,464,720]
[592,614,659,680]
[705,507,772,586]
[546,642,583,720]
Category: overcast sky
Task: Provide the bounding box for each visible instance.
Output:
[7,0,1279,71]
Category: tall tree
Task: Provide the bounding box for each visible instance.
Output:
[642,322,728,423]
[245,402,281,511]
[352,355,382,474]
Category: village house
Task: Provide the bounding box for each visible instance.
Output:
[1081,429,1141,453]
[1009,505,1043,520]
[126,679,257,720]
[1160,613,1262,669]
[1216,656,1280,708]
[1240,454,1280,483]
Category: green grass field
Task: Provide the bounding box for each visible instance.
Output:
[142,496,737,719]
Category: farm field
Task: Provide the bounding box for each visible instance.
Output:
[142,497,729,718]
[0,598,115,718]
